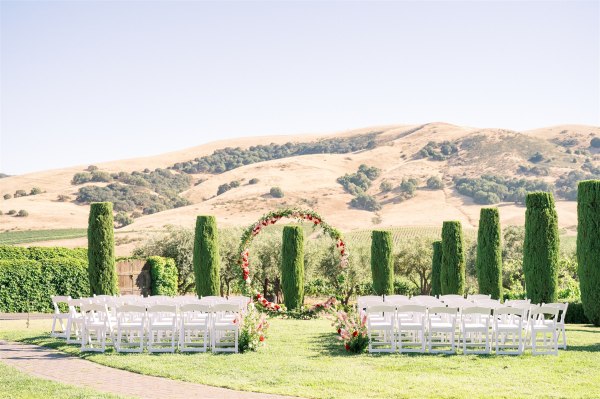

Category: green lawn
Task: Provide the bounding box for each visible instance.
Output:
[0,361,128,399]
[1,318,599,399]
[0,229,88,245]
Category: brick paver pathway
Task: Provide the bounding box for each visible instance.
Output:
[0,340,298,399]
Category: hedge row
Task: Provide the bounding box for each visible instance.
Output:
[0,258,90,312]
[148,256,178,296]
[0,246,87,261]
[561,300,590,324]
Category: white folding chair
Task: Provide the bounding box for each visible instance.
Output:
[396,305,427,353]
[460,307,492,354]
[427,307,458,354]
[527,306,559,355]
[147,305,178,353]
[543,302,568,349]
[65,298,86,344]
[211,303,240,353]
[50,295,72,338]
[80,303,111,352]
[410,295,444,307]
[366,304,396,353]
[385,295,409,303]
[467,294,491,301]
[493,307,525,355]
[440,294,465,301]
[179,303,211,352]
[115,305,147,353]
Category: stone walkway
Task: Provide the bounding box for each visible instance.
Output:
[0,340,298,399]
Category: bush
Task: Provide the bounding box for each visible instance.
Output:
[400,179,417,195]
[114,211,133,228]
[441,221,465,295]
[350,193,381,211]
[371,230,394,295]
[90,170,112,182]
[249,178,260,185]
[577,180,600,325]
[431,241,442,296]
[3,194,12,200]
[270,187,284,198]
[337,164,381,195]
[281,226,305,310]
[7,210,16,215]
[193,215,221,297]
[523,192,559,304]
[148,256,178,296]
[217,183,231,195]
[14,189,27,198]
[418,141,458,160]
[476,208,503,299]
[560,300,590,324]
[0,246,86,261]
[591,137,600,148]
[72,172,92,185]
[57,194,71,202]
[30,187,42,195]
[379,180,393,192]
[88,202,118,295]
[454,174,551,204]
[87,165,99,172]
[16,209,28,217]
[426,176,444,189]
[528,152,544,163]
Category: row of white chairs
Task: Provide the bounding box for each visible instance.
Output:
[50,295,250,353]
[358,295,568,355]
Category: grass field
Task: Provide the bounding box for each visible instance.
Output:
[0,229,88,245]
[1,318,599,399]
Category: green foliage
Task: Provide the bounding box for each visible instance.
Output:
[394,238,432,295]
[400,179,417,195]
[523,192,559,304]
[0,257,89,312]
[16,210,28,217]
[476,208,502,299]
[431,240,442,296]
[454,174,552,205]
[556,170,600,200]
[350,193,381,211]
[0,245,87,261]
[338,164,382,211]
[281,226,305,310]
[71,172,92,185]
[270,187,284,198]
[517,165,549,176]
[371,230,394,295]
[577,180,600,325]
[0,231,88,246]
[148,256,178,296]
[591,137,600,148]
[528,151,544,163]
[87,202,118,295]
[441,221,465,295]
[560,300,589,324]
[114,211,133,228]
[87,165,99,172]
[170,132,382,174]
[14,189,27,198]
[30,187,42,195]
[418,140,458,160]
[249,178,260,184]
[426,176,444,189]
[193,216,221,297]
[379,180,393,192]
[3,194,12,200]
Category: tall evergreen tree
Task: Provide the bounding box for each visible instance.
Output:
[193,215,221,297]
[371,230,394,295]
[476,208,503,299]
[523,192,559,304]
[577,180,600,326]
[441,221,465,295]
[281,226,304,310]
[87,202,118,295]
[431,240,443,296]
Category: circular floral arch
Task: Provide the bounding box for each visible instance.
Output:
[238,208,349,311]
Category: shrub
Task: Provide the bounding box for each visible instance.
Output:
[87,165,99,172]
[14,189,27,198]
[3,194,12,200]
[528,152,544,163]
[249,178,260,185]
[72,172,92,185]
[523,192,559,304]
[30,187,42,195]
[441,221,465,295]
[90,170,112,182]
[281,226,304,310]
[431,241,442,296]
[0,246,87,261]
[379,180,393,192]
[57,194,71,202]
[114,211,133,228]
[476,208,502,299]
[270,187,284,198]
[148,256,178,296]
[350,193,381,211]
[577,180,600,325]
[7,210,16,215]
[16,209,28,217]
[337,165,381,195]
[217,183,231,195]
[560,300,589,324]
[418,141,458,160]
[193,215,221,297]
[454,175,551,204]
[591,137,600,148]
[400,179,417,195]
[427,176,444,189]
[88,202,118,295]
[371,230,394,295]
[230,181,240,188]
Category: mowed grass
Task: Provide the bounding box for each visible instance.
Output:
[0,361,129,399]
[1,319,599,399]
[0,229,88,245]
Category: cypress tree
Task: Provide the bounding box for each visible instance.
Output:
[371,230,394,295]
[523,192,559,304]
[87,202,118,295]
[281,226,304,310]
[431,240,443,297]
[577,180,600,326]
[193,215,221,297]
[441,221,465,295]
[476,208,503,299]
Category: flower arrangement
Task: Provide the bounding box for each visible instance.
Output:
[239,303,270,353]
[238,208,349,311]
[329,309,369,353]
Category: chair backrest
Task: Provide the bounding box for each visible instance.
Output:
[385,295,409,302]
[116,305,147,325]
[365,304,396,314]
[80,303,109,323]
[543,302,568,324]
[148,304,177,313]
[494,306,524,317]
[505,299,531,307]
[467,294,491,301]
[473,299,502,309]
[180,303,212,313]
[51,295,72,313]
[461,306,492,316]
[440,294,464,301]
[212,303,240,313]
[429,306,458,315]
[530,305,559,319]
[357,296,384,311]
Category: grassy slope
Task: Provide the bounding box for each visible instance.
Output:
[2,319,599,399]
[0,362,128,399]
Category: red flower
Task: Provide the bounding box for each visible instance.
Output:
[274,304,280,310]
[259,335,265,342]
[256,293,262,299]
[352,331,358,337]
[337,328,341,334]
[345,343,350,351]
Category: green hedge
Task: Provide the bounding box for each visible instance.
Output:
[371,230,394,295]
[148,256,178,296]
[476,208,503,299]
[560,300,590,324]
[0,258,90,312]
[441,221,466,295]
[0,246,87,261]
[281,226,305,310]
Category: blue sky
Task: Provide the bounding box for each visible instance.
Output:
[1,0,598,175]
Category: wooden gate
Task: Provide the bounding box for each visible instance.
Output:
[116,259,151,296]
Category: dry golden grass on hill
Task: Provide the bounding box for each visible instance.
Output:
[1,122,597,254]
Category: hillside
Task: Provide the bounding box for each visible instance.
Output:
[1,122,598,254]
